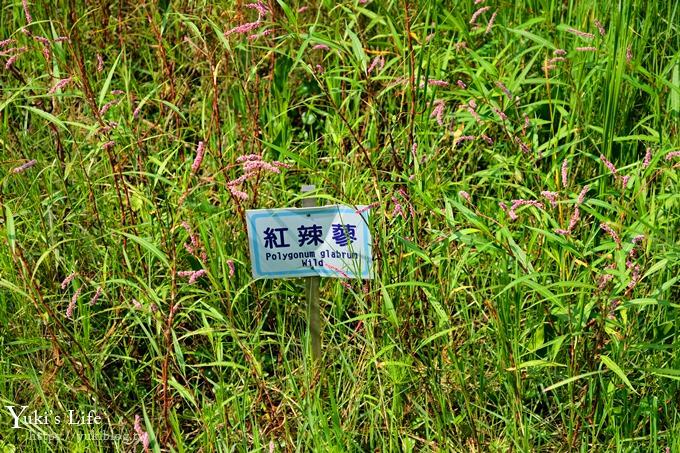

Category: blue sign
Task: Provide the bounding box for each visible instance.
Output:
[246,205,372,279]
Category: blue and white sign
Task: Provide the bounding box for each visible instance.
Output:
[246,205,372,279]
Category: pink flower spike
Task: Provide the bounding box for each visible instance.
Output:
[356,201,380,214]
[96,54,104,72]
[12,159,37,174]
[245,1,269,17]
[225,21,262,37]
[553,49,567,56]
[566,27,595,39]
[643,147,652,168]
[600,223,621,249]
[49,77,72,94]
[227,260,235,277]
[594,19,606,36]
[430,99,445,126]
[102,141,115,150]
[555,228,570,235]
[61,271,77,289]
[5,54,20,69]
[665,151,680,161]
[297,6,309,13]
[599,154,618,176]
[367,55,385,74]
[562,159,569,188]
[90,287,103,306]
[495,81,512,99]
[540,191,558,207]
[66,287,82,319]
[626,46,633,64]
[567,207,580,232]
[134,415,150,450]
[421,79,449,88]
[470,6,490,25]
[576,46,597,52]
[0,38,15,48]
[456,79,467,89]
[22,0,32,24]
[324,263,350,279]
[576,185,589,205]
[192,141,205,173]
[459,191,471,202]
[312,44,330,51]
[188,269,206,284]
[485,11,497,34]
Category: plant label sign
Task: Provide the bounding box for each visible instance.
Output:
[246,205,372,279]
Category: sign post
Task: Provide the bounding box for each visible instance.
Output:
[245,191,373,363]
[301,185,321,362]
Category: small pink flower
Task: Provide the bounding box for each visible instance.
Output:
[5,54,20,69]
[247,29,273,40]
[312,44,330,51]
[61,271,77,289]
[459,191,471,202]
[66,287,82,319]
[491,106,507,121]
[225,21,262,37]
[643,147,652,168]
[540,191,558,207]
[245,1,269,18]
[485,11,497,34]
[12,159,37,174]
[576,46,597,52]
[297,6,309,13]
[576,185,589,205]
[188,269,206,284]
[469,6,490,25]
[665,151,680,161]
[90,287,103,306]
[227,260,235,277]
[632,234,645,245]
[324,263,350,279]
[47,77,72,94]
[192,141,205,173]
[102,141,115,150]
[566,28,595,39]
[96,54,104,72]
[599,154,618,176]
[0,38,15,48]
[420,79,449,88]
[456,79,467,89]
[495,81,512,100]
[430,99,445,126]
[132,298,143,309]
[454,135,475,146]
[553,49,567,56]
[626,46,633,64]
[594,19,606,36]
[567,206,580,232]
[134,415,150,451]
[367,55,385,74]
[356,202,379,214]
[22,0,32,24]
[600,223,621,249]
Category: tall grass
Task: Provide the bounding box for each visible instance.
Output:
[1,0,679,451]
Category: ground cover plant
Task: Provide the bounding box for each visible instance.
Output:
[1,0,679,451]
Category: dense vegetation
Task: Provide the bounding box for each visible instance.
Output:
[1,0,679,451]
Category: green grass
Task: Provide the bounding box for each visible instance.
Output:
[1,0,679,451]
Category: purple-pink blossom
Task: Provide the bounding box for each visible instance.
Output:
[66,287,82,319]
[594,19,606,36]
[541,191,558,207]
[191,141,205,173]
[90,287,103,306]
[245,1,269,17]
[48,77,72,94]
[600,223,621,249]
[134,415,150,451]
[643,147,652,168]
[225,21,262,37]
[576,185,589,205]
[470,6,490,25]
[459,191,471,202]
[599,154,618,176]
[566,28,595,39]
[456,79,467,89]
[430,99,445,126]
[367,55,385,74]
[12,159,37,174]
[312,44,330,51]
[356,201,380,214]
[22,0,32,24]
[227,260,235,277]
[61,271,77,289]
[485,11,497,34]
[666,151,680,160]
[96,54,104,72]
